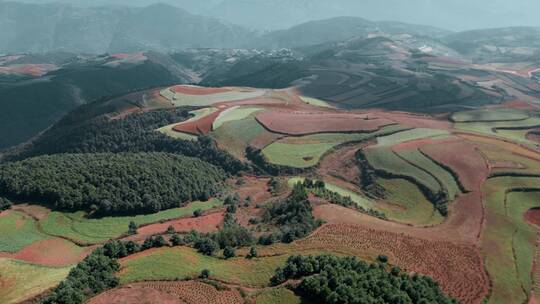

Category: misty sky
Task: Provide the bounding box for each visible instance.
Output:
[3,0,540,31]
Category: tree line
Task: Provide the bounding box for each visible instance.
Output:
[0,153,225,215]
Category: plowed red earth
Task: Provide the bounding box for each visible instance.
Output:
[293,221,488,304]
[172,110,222,135]
[89,281,243,304]
[256,111,394,135]
[525,209,540,227]
[135,212,223,238]
[0,238,91,266]
[170,86,232,95]
[0,64,57,77]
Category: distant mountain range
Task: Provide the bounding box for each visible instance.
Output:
[7,0,540,31]
[0,2,255,53]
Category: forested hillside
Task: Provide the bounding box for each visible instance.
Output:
[0,153,225,215]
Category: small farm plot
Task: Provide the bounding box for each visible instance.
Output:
[160,87,265,107]
[0,258,71,304]
[40,200,222,245]
[0,211,48,253]
[482,177,540,304]
[119,246,288,287]
[451,108,530,123]
[157,107,218,140]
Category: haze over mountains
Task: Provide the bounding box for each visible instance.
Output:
[5,0,540,31]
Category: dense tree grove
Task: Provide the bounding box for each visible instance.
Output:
[271,255,458,304]
[263,182,321,243]
[8,107,246,174]
[0,153,225,215]
[0,197,11,211]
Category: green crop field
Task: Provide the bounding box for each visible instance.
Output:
[364,147,442,195]
[288,177,375,210]
[375,128,449,147]
[376,178,444,226]
[40,199,222,245]
[263,142,335,168]
[119,246,288,287]
[211,115,280,160]
[160,89,265,107]
[451,108,529,123]
[212,106,263,130]
[396,149,461,200]
[0,258,71,304]
[482,176,540,304]
[255,288,304,304]
[299,96,334,108]
[262,125,407,168]
[0,211,48,253]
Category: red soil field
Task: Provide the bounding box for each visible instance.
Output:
[172,110,222,135]
[0,238,91,266]
[256,111,395,135]
[135,212,224,238]
[170,85,232,95]
[525,209,540,227]
[89,281,243,304]
[294,222,488,304]
[526,131,540,144]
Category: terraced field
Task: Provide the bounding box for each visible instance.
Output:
[377,178,444,226]
[41,199,222,245]
[262,125,407,168]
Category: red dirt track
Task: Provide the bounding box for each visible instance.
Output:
[256,111,395,135]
